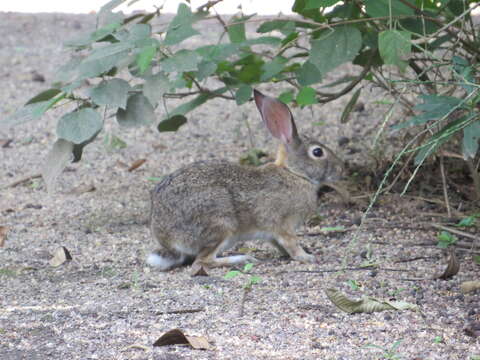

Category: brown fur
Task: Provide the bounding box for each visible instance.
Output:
[147,90,343,271]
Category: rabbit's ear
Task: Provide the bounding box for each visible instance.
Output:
[254,89,299,144]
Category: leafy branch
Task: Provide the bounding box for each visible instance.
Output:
[1,0,479,197]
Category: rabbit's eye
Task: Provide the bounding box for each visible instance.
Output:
[311,147,324,158]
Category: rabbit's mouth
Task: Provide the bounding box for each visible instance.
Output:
[317,184,335,197]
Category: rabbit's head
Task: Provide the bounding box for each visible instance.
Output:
[254,89,343,185]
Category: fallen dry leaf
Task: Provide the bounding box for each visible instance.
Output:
[434,248,460,280]
[0,138,13,148]
[49,246,72,267]
[460,280,480,294]
[325,288,418,314]
[68,183,96,195]
[116,160,129,168]
[128,159,147,172]
[0,226,8,247]
[153,329,211,350]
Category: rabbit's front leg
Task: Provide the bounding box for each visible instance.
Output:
[274,231,317,264]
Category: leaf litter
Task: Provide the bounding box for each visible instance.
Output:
[49,246,73,267]
[153,328,211,350]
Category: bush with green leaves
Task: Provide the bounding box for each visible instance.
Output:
[2,0,480,196]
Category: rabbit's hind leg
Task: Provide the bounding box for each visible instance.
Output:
[274,231,317,264]
[193,234,257,268]
[147,247,193,271]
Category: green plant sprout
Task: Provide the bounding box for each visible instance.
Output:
[437,231,458,248]
[225,263,261,289]
[365,339,404,360]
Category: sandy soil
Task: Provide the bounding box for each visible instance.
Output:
[0,12,479,360]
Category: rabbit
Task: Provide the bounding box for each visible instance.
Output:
[147,89,343,271]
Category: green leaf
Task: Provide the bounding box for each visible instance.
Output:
[78,50,130,79]
[163,93,211,119]
[42,139,75,193]
[235,85,252,105]
[88,42,133,61]
[437,231,457,248]
[57,108,103,144]
[260,57,287,81]
[296,61,322,86]
[364,0,414,17]
[278,90,295,104]
[228,15,247,44]
[116,94,155,127]
[340,88,361,124]
[196,61,217,81]
[243,36,282,46]
[310,26,362,75]
[104,133,127,151]
[136,45,157,74]
[401,17,439,36]
[89,79,131,109]
[157,115,187,132]
[456,216,476,227]
[161,50,200,73]
[347,279,361,291]
[224,270,241,279]
[243,263,254,272]
[393,95,464,130]
[2,93,66,128]
[25,89,62,105]
[415,95,462,112]
[463,120,480,159]
[238,62,264,84]
[164,3,200,45]
[305,0,341,9]
[143,72,170,107]
[196,44,239,61]
[414,114,474,164]
[296,87,317,106]
[65,22,122,47]
[127,23,151,42]
[378,30,411,72]
[54,56,83,84]
[257,20,295,35]
[1,104,45,128]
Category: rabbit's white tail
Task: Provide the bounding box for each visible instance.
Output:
[146,250,187,271]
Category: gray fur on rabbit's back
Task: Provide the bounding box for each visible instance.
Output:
[150,160,318,252]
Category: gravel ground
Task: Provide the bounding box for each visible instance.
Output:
[1,12,479,360]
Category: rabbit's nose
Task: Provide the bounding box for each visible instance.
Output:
[327,159,345,182]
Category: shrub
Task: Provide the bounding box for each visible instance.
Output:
[2,0,479,196]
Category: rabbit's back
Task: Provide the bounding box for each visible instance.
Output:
[150,160,317,252]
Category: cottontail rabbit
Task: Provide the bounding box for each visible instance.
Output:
[148,89,343,271]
